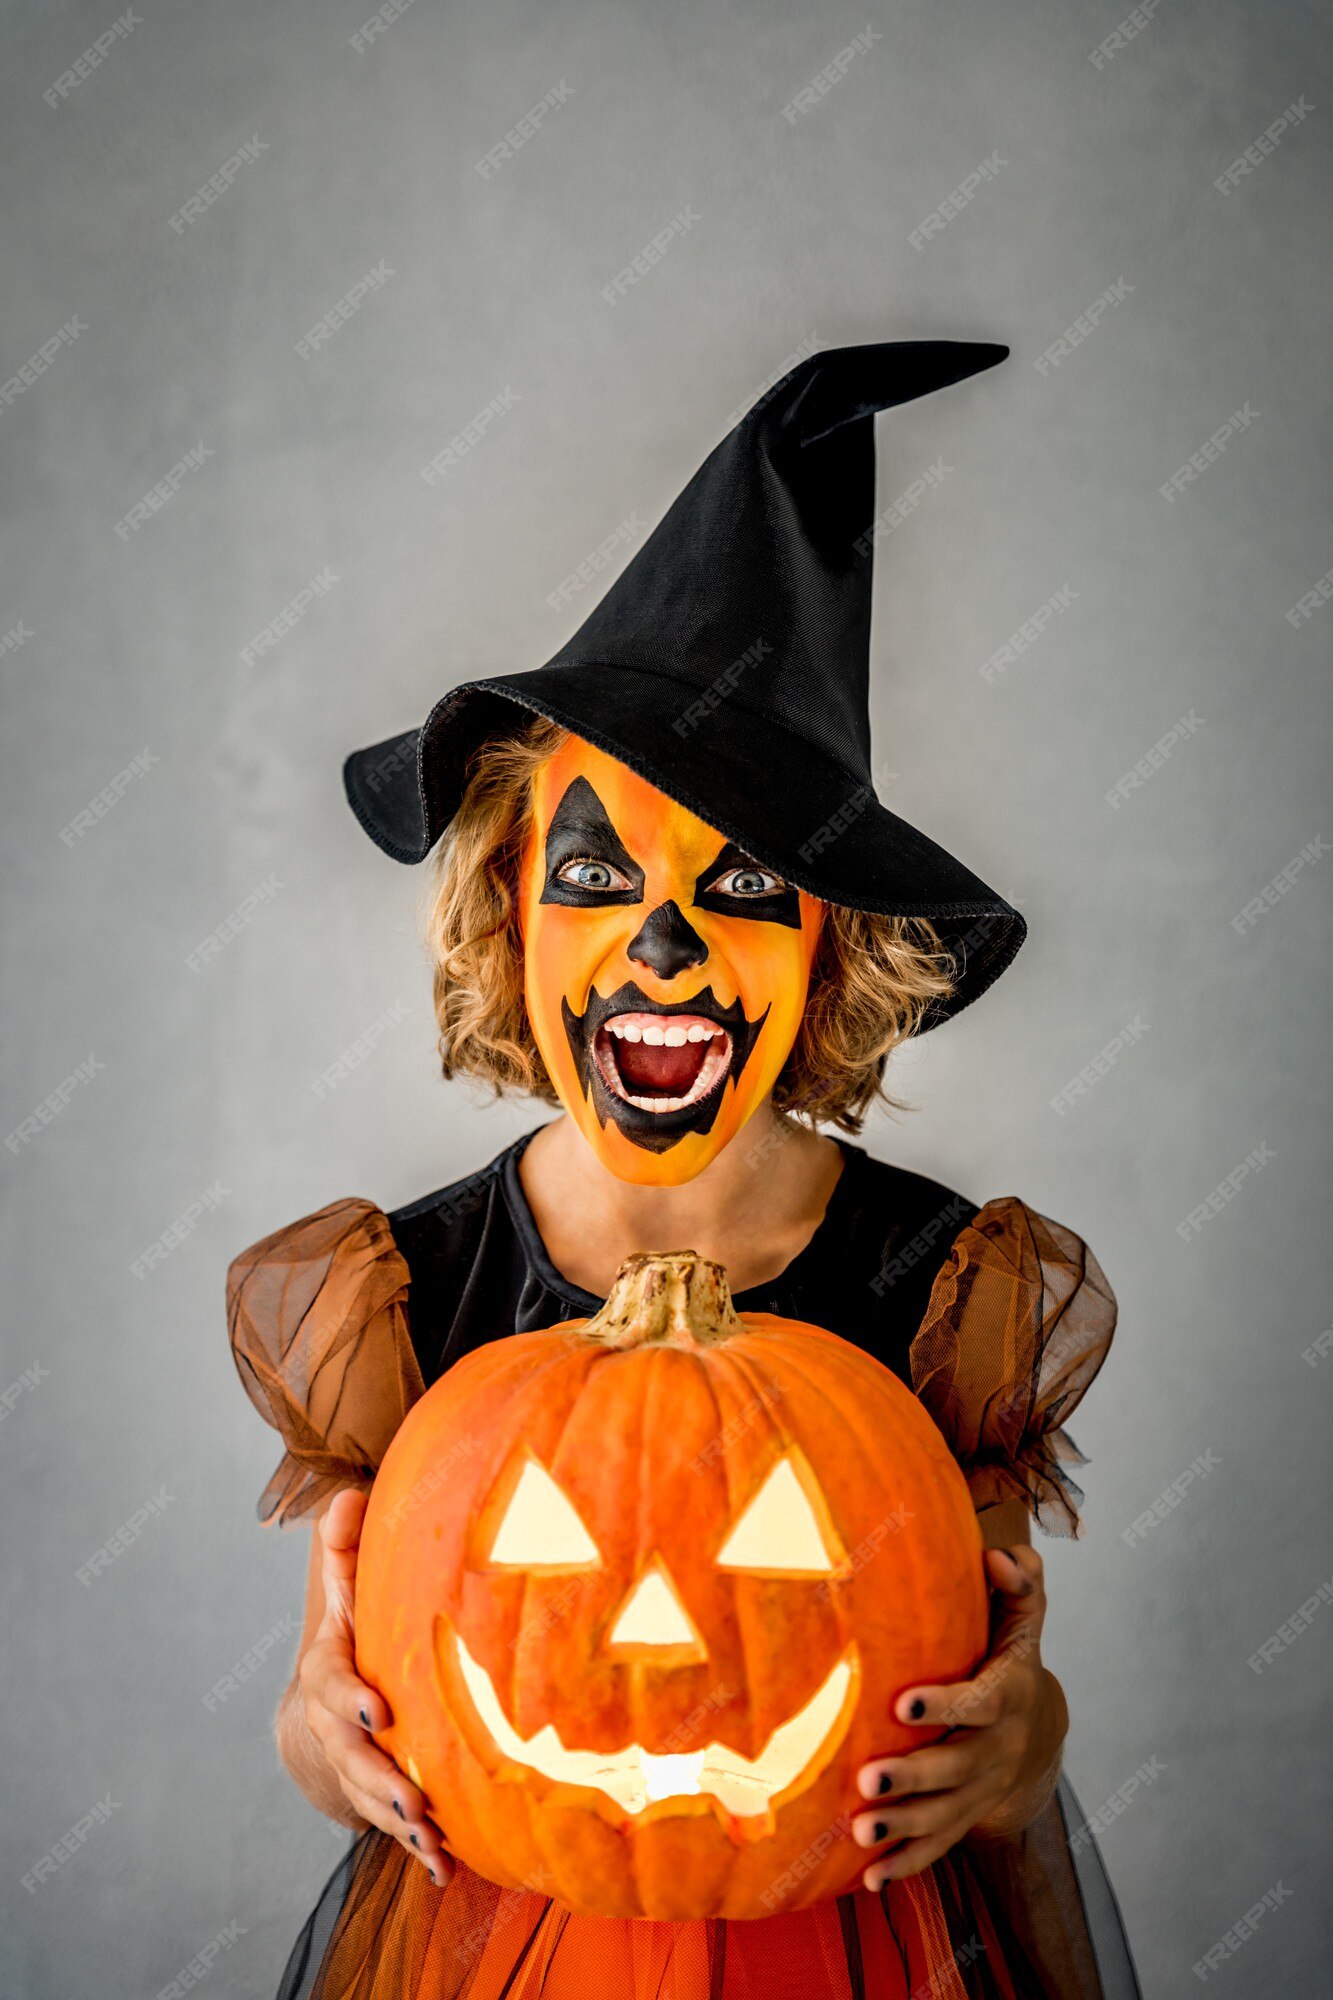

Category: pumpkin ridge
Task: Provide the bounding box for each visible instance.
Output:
[699,1345,757,1903]
[734,1333,897,1659]
[705,1342,778,1767]
[510,1344,600,1742]
[724,1343,798,1774]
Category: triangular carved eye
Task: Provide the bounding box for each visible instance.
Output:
[486,1458,602,1569]
[716,1453,842,1575]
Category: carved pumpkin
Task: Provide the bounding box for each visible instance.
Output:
[355,1252,987,1920]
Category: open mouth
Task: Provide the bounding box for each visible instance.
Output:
[593,1014,732,1114]
[561,982,769,1153]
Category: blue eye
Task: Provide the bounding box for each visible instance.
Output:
[710,866,782,897]
[557,858,632,892]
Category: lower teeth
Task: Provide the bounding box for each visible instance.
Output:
[598,1030,728,1112]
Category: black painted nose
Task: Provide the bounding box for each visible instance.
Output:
[626,901,707,980]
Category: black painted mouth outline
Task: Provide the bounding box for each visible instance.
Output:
[561,981,770,1154]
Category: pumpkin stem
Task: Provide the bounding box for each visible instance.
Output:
[582,1251,742,1350]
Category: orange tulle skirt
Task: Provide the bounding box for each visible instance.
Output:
[276,1781,1140,2000]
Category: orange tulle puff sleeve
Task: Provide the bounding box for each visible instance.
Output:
[226,1199,425,1527]
[909,1196,1118,1537]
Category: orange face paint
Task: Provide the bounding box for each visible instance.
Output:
[519,738,822,1186]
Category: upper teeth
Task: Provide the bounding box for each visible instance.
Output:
[607,1021,719,1044]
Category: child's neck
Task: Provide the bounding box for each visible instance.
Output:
[516,1105,846,1300]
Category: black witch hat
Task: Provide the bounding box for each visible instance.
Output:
[345,340,1025,1029]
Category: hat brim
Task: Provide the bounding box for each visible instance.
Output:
[344,666,1025,1032]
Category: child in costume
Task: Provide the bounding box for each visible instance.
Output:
[228,342,1142,1999]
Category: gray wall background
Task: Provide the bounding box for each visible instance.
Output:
[2,0,1329,1993]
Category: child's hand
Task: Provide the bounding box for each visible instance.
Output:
[851,1545,1067,1892]
[300,1489,455,1888]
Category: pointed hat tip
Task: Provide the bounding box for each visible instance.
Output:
[762,337,1010,448]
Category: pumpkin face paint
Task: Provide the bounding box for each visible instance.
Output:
[519,739,821,1185]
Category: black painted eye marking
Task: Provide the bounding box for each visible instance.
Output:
[540,777,645,909]
[693,842,801,928]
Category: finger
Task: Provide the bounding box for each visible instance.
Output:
[896,1556,1046,1729]
[856,1737,983,1802]
[317,1490,369,1643]
[984,1543,1039,1595]
[334,1731,428,1819]
[302,1641,393,1735]
[984,1545,1047,1656]
[318,1718,451,1859]
[329,1736,446,1851]
[338,1775,416,1843]
[321,1485,370,1554]
[894,1671,1006,1731]
[341,1782,455,1885]
[853,1784,976,1847]
[356,1792,450,1865]
[863,1821,973,1892]
[310,1711,385,1781]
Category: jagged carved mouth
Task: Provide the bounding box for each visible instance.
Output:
[562,983,769,1152]
[443,1626,860,1824]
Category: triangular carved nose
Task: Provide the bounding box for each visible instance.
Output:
[606,1560,706,1658]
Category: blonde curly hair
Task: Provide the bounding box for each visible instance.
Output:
[424,716,959,1133]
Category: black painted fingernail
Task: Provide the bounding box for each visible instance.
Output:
[873,1820,889,1843]
[909,1698,926,1720]
[877,1769,893,1795]
[392,1798,405,1820]
[409,1834,421,1850]
[359,1707,371,1728]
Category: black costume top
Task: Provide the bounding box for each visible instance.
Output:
[392,1131,975,1384]
[228,1131,1142,2000]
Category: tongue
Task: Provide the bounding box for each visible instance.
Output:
[614,1037,707,1096]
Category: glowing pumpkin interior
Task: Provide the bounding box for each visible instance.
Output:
[452,1441,856,1816]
